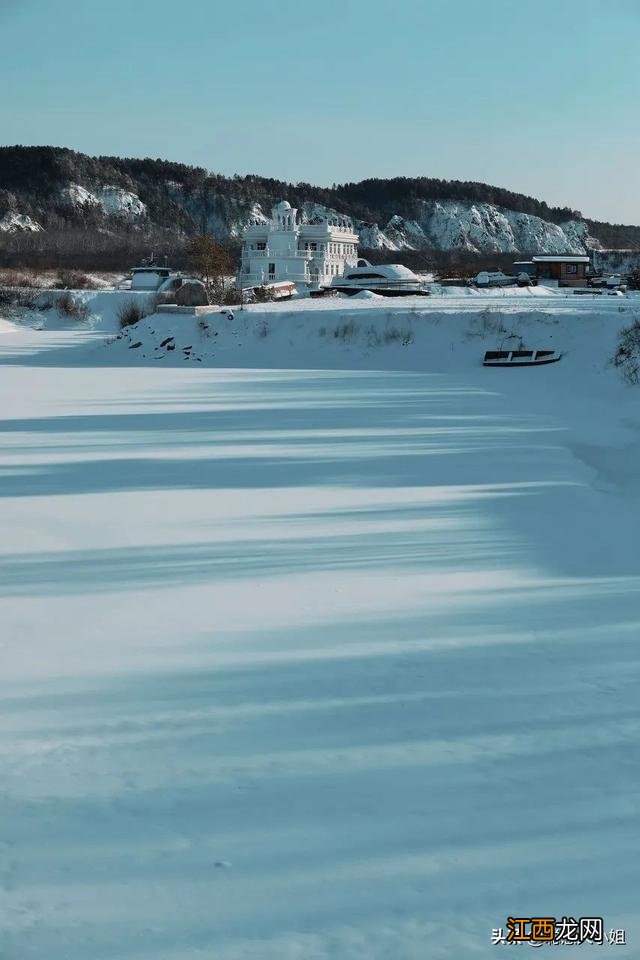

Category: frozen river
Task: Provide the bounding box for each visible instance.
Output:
[1,325,639,958]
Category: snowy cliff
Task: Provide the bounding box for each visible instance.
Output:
[359,201,599,254]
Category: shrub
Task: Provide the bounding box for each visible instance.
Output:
[333,319,359,341]
[383,325,414,345]
[55,269,96,290]
[56,292,88,320]
[221,287,241,306]
[613,318,640,384]
[37,294,54,311]
[0,286,14,307]
[252,285,276,303]
[117,299,147,328]
[0,270,38,288]
[0,285,39,309]
[628,269,640,292]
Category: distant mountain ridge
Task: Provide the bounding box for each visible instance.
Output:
[1,145,639,259]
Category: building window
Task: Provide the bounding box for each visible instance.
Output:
[268,263,275,274]
[310,242,317,251]
[257,242,266,250]
[566,264,578,274]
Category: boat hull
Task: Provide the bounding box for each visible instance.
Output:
[327,285,429,297]
[483,349,561,368]
[483,357,561,367]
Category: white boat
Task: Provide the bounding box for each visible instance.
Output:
[483,349,561,367]
[328,259,429,296]
[117,264,184,293]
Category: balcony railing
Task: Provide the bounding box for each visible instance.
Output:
[242,249,316,260]
[305,224,358,237]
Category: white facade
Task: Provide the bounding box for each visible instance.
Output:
[238,200,359,289]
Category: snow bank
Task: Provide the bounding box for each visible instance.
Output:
[97,289,637,389]
[15,288,157,333]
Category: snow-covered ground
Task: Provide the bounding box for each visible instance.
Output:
[1,289,640,959]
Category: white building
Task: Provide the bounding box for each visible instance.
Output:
[238,200,359,290]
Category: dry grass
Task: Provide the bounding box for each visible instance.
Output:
[117,299,150,329]
[612,317,640,384]
[56,292,89,321]
[54,270,98,290]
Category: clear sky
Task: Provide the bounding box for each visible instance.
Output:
[1,0,639,223]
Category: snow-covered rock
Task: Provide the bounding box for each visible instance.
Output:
[59,183,102,209]
[0,211,43,233]
[59,182,146,220]
[97,186,146,218]
[358,222,403,251]
[379,200,601,255]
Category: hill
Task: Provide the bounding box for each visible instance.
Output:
[1,145,639,269]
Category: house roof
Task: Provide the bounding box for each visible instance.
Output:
[532,255,590,263]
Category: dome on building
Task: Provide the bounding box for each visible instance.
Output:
[275,200,292,212]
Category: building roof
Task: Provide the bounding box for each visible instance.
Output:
[532,255,590,263]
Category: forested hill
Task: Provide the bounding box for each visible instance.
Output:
[1,146,639,266]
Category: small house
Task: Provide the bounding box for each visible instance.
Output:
[531,255,590,287]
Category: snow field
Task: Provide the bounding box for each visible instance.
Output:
[1,293,640,958]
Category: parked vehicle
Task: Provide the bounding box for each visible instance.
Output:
[589,274,626,290]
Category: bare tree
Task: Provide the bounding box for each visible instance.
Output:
[186,235,234,298]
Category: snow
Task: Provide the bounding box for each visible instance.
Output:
[1,289,640,958]
[98,185,146,218]
[60,182,147,219]
[412,201,598,255]
[60,183,102,209]
[0,211,43,233]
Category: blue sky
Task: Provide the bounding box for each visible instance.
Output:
[1,0,639,223]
